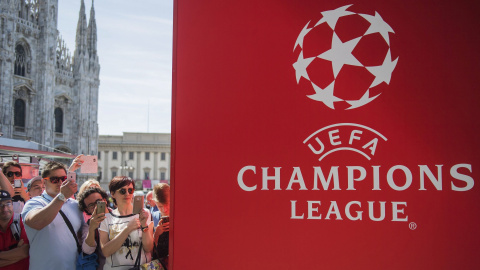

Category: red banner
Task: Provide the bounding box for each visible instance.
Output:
[172,0,480,269]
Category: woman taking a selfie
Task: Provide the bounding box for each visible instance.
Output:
[99,176,153,270]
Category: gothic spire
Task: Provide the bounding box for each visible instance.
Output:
[87,0,97,58]
[75,0,88,56]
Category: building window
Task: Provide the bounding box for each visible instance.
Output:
[145,152,150,160]
[112,152,118,160]
[128,171,134,179]
[14,99,26,127]
[160,172,166,180]
[129,152,134,160]
[111,170,117,178]
[145,172,150,180]
[54,107,63,133]
[161,152,166,161]
[98,151,101,160]
[14,44,26,76]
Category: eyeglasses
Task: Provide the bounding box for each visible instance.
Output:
[87,199,105,210]
[6,171,22,178]
[118,188,134,195]
[0,202,13,208]
[45,176,67,184]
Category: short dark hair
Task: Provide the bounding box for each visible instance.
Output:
[153,183,170,205]
[77,187,109,213]
[2,161,22,175]
[41,161,67,178]
[109,176,135,205]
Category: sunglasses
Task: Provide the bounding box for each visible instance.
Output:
[45,176,68,184]
[6,171,22,178]
[118,188,134,195]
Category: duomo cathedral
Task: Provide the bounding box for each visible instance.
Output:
[0,0,99,156]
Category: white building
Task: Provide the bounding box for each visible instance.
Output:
[97,132,171,191]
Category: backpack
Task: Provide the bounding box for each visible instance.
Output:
[10,212,21,242]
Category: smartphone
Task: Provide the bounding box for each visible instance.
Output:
[132,195,144,214]
[67,172,76,182]
[96,201,106,214]
[14,179,22,188]
[80,155,98,174]
[160,216,169,223]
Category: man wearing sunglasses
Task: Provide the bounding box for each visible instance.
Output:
[21,160,86,270]
[0,161,29,216]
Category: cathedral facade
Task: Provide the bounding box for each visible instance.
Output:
[0,0,100,156]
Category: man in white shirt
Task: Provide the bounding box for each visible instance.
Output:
[21,161,85,270]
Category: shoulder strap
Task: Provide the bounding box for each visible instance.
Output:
[10,213,21,241]
[59,210,82,254]
[40,195,81,253]
[133,241,143,267]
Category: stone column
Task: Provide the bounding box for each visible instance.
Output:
[136,151,141,179]
[153,152,158,180]
[121,151,126,176]
[103,150,109,183]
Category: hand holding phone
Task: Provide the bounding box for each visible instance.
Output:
[160,216,169,223]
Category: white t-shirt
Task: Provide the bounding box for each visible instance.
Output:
[21,192,85,270]
[99,209,152,270]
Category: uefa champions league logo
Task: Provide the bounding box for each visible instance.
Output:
[293,4,398,110]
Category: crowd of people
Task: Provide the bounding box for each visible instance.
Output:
[0,155,170,270]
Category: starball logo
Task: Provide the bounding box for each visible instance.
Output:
[292,4,398,110]
[236,5,475,227]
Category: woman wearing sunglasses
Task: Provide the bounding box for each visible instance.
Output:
[98,176,154,270]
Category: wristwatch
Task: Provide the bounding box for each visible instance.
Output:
[141,226,148,232]
[57,193,66,202]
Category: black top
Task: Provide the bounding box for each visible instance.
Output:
[155,231,169,259]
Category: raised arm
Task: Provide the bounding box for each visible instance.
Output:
[139,209,154,253]
[82,208,106,254]
[68,155,85,172]
[0,171,14,195]
[24,180,76,230]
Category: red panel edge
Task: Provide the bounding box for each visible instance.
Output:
[169,0,179,269]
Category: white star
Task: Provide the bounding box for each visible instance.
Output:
[318,33,363,78]
[315,4,355,30]
[345,90,381,110]
[307,81,342,109]
[360,11,395,45]
[294,21,312,51]
[293,51,315,83]
[366,49,398,88]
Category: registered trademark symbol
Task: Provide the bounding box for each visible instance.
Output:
[409,222,417,230]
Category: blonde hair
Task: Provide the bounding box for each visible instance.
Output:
[78,179,101,195]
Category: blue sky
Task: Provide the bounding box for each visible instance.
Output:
[57,0,174,135]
